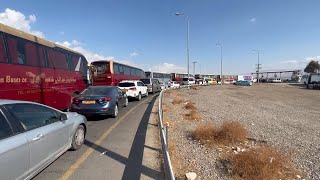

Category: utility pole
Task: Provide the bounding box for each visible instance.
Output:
[192,61,197,79]
[216,44,223,84]
[253,50,261,83]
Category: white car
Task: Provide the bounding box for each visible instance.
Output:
[170,81,181,89]
[117,80,148,101]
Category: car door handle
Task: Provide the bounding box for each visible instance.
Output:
[32,134,44,141]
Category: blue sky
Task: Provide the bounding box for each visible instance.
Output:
[1,0,320,74]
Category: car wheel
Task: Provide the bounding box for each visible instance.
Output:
[137,93,142,101]
[145,91,148,97]
[112,104,118,118]
[124,98,128,107]
[71,125,85,150]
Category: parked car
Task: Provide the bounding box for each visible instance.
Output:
[140,78,161,93]
[160,82,166,90]
[70,86,128,117]
[118,80,148,100]
[0,100,87,180]
[181,77,195,85]
[170,81,181,89]
[234,80,243,85]
[239,80,253,86]
[306,73,320,89]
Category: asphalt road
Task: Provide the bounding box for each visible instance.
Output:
[33,94,162,180]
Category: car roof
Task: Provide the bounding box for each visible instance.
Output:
[88,86,114,88]
[119,80,140,83]
[0,99,40,105]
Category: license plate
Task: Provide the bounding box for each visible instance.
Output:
[82,100,96,104]
[122,89,128,92]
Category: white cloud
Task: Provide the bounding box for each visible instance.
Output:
[262,56,320,71]
[0,8,45,38]
[130,52,139,57]
[250,17,256,23]
[56,40,114,63]
[59,31,65,35]
[148,62,186,73]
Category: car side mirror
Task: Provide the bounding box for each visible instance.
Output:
[60,113,68,121]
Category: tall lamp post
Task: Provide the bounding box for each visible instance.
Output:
[216,43,223,84]
[192,61,197,79]
[175,12,190,89]
[252,50,260,83]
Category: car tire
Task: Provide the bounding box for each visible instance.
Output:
[145,91,148,97]
[137,93,142,101]
[112,104,118,118]
[124,98,128,107]
[71,125,85,150]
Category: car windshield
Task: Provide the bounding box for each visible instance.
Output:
[80,87,112,95]
[140,79,151,84]
[118,82,135,87]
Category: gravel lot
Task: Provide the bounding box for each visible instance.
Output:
[163,84,320,179]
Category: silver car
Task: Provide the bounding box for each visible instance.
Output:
[0,100,87,180]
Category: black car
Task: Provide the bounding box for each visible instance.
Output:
[70,86,128,117]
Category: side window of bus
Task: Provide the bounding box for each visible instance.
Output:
[114,64,119,74]
[130,68,136,76]
[7,36,26,65]
[48,49,68,70]
[38,46,48,68]
[25,41,39,67]
[124,66,130,75]
[119,65,124,74]
[71,55,81,71]
[0,33,7,63]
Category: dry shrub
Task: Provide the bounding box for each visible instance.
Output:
[191,125,216,142]
[192,86,199,90]
[184,110,201,121]
[192,121,247,145]
[230,147,298,180]
[216,121,247,144]
[184,102,197,110]
[172,97,183,105]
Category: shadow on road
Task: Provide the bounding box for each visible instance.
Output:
[84,95,164,179]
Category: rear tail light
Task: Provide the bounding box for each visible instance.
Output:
[99,97,112,102]
[72,98,80,104]
[129,87,136,91]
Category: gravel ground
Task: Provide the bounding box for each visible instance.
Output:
[163,84,320,179]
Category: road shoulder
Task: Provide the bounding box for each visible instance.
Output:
[141,96,165,180]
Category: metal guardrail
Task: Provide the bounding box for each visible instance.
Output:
[158,84,198,179]
[158,89,175,180]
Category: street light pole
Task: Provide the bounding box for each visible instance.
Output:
[175,12,190,89]
[253,50,260,83]
[192,61,197,79]
[216,44,222,84]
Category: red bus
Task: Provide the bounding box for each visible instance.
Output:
[0,23,88,110]
[90,60,145,86]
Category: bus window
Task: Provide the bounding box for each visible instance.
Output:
[130,68,136,76]
[114,63,119,74]
[25,41,39,67]
[119,65,124,74]
[38,46,47,67]
[124,66,130,75]
[71,55,81,71]
[48,49,68,70]
[7,36,26,65]
[0,34,6,63]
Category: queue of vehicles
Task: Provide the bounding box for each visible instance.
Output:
[0,23,165,180]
